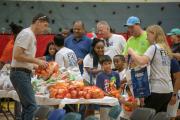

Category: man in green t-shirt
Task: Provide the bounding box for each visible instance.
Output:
[123,16,149,56]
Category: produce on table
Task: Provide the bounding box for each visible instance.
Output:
[32,65,84,97]
[34,63,118,99]
[35,62,82,82]
[31,77,48,95]
[122,96,138,112]
[104,80,122,99]
[35,62,59,80]
[48,81,104,99]
[45,78,56,84]
[108,89,122,99]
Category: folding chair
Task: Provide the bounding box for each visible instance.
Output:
[35,106,52,120]
[48,109,66,120]
[153,112,170,120]
[108,105,122,120]
[130,108,156,120]
[62,112,81,120]
[85,115,99,120]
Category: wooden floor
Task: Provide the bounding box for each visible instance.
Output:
[0,113,14,120]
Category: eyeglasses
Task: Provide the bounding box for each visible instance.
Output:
[37,16,48,20]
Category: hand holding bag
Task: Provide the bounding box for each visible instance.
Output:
[130,45,157,98]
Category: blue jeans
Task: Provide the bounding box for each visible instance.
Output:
[10,70,37,120]
[14,101,22,120]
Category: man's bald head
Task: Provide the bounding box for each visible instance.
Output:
[73,21,85,30]
[73,20,86,39]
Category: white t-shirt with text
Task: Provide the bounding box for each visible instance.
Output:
[55,47,78,68]
[104,34,126,59]
[144,44,173,93]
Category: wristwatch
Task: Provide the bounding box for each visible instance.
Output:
[173,93,177,96]
[172,93,178,100]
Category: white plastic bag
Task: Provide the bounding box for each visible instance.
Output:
[2,76,14,90]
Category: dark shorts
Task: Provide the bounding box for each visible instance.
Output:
[144,92,172,113]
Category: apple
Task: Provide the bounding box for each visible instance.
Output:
[55,94,64,99]
[64,93,71,98]
[85,93,91,99]
[71,90,77,99]
[78,91,84,98]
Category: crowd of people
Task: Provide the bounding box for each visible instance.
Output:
[0,13,179,120]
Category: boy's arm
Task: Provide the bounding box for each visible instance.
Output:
[116,73,121,89]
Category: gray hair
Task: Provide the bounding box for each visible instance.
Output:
[96,21,110,30]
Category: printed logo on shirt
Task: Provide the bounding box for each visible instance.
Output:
[104,76,117,93]
[67,52,77,66]
[160,50,170,66]
[109,42,113,46]
[104,79,110,93]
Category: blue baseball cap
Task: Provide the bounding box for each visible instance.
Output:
[124,16,141,26]
[167,28,180,36]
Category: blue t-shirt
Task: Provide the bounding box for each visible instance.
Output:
[171,59,180,86]
[171,59,180,73]
[45,55,54,62]
[64,34,92,74]
[172,43,180,64]
[96,71,120,93]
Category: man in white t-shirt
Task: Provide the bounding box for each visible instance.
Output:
[96,21,126,60]
[10,13,49,120]
[54,34,78,68]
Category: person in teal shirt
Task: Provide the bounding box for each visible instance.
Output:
[167,28,180,64]
[123,16,149,56]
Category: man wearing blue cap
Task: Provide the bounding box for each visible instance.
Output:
[121,16,150,119]
[167,28,180,63]
[123,16,149,57]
